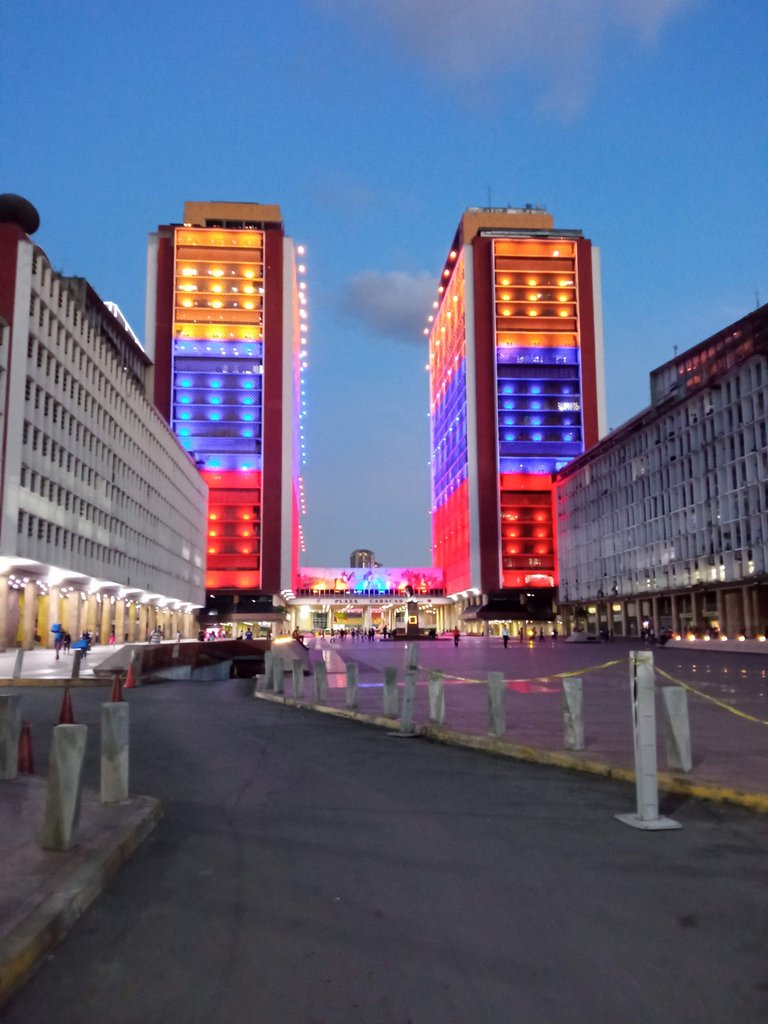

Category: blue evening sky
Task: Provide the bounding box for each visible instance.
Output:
[2,0,766,566]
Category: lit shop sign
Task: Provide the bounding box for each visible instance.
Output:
[557,401,580,411]
[296,567,445,595]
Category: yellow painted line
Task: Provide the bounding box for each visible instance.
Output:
[420,658,623,686]
[656,667,768,728]
[0,678,112,688]
[253,691,768,815]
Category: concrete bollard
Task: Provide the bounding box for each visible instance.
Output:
[487,672,506,737]
[345,662,359,709]
[101,702,129,803]
[41,724,88,851]
[272,656,285,694]
[262,650,274,691]
[406,642,419,671]
[400,670,417,735]
[427,671,445,725]
[616,651,681,830]
[0,693,22,780]
[129,648,142,686]
[71,649,84,680]
[383,666,398,717]
[562,677,585,751]
[12,650,24,680]
[172,643,181,661]
[292,660,304,700]
[661,686,692,773]
[313,659,328,704]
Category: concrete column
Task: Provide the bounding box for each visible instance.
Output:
[383,666,398,716]
[84,594,98,637]
[715,590,725,634]
[46,585,61,649]
[41,724,88,851]
[21,580,38,651]
[427,671,445,725]
[100,595,112,645]
[487,672,506,737]
[0,693,22,780]
[690,591,702,632]
[127,601,138,642]
[313,659,328,703]
[345,662,359,709]
[562,677,584,751]
[115,600,126,643]
[101,702,129,803]
[66,590,82,640]
[661,686,692,773]
[670,594,680,634]
[0,576,8,652]
[138,603,148,642]
[651,596,660,635]
[272,655,284,694]
[742,587,754,637]
[400,670,416,735]
[291,660,304,700]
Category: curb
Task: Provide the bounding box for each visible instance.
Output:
[0,795,163,1009]
[252,692,768,815]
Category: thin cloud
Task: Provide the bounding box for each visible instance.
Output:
[310,0,695,116]
[339,269,435,344]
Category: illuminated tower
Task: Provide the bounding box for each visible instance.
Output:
[428,207,605,619]
[147,202,305,619]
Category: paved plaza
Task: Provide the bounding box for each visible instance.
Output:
[1,638,768,1015]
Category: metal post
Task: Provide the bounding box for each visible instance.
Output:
[487,672,506,737]
[616,651,681,830]
[562,677,585,751]
[383,666,398,717]
[661,686,692,772]
[427,671,445,725]
[345,662,359,709]
[0,693,22,780]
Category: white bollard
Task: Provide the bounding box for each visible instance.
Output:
[400,670,417,735]
[12,650,24,680]
[383,667,398,717]
[616,651,681,830]
[101,702,129,803]
[406,643,419,671]
[487,672,506,737]
[291,660,304,700]
[562,677,585,751]
[313,660,328,704]
[0,693,22,780]
[427,671,445,725]
[661,686,692,773]
[41,724,88,851]
[272,656,285,694]
[345,662,359,709]
[261,650,274,691]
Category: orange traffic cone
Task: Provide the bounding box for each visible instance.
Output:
[110,673,123,702]
[123,660,137,689]
[18,721,34,774]
[58,687,75,724]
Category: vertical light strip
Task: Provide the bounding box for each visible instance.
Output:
[463,245,482,589]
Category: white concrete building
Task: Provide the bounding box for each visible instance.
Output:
[0,196,207,649]
[555,305,768,638]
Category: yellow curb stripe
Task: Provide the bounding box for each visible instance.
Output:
[253,691,768,815]
[656,667,768,728]
[0,678,112,688]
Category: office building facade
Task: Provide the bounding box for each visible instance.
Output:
[147,202,304,624]
[555,305,768,638]
[427,207,605,625]
[0,196,207,649]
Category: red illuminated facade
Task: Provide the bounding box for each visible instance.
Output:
[147,202,303,619]
[428,207,605,620]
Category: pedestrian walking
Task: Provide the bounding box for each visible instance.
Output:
[502,627,510,649]
[453,627,461,647]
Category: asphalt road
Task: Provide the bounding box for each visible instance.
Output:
[3,676,768,1024]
